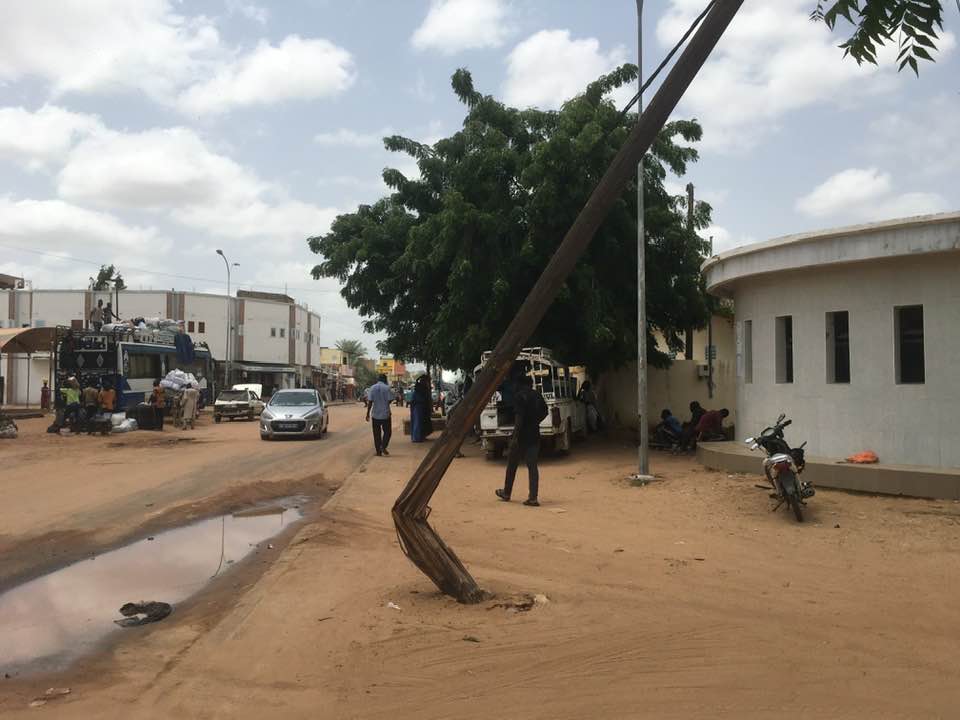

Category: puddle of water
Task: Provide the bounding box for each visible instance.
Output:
[0,499,304,674]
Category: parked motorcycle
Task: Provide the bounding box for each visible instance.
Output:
[745,414,814,522]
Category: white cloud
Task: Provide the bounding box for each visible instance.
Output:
[796,167,947,222]
[314,128,394,148]
[178,35,355,116]
[226,0,268,24]
[59,127,263,210]
[503,30,628,109]
[0,197,163,252]
[57,125,339,249]
[656,0,955,151]
[0,0,221,102]
[411,0,512,54]
[866,93,960,181]
[0,105,103,171]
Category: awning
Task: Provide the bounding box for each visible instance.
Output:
[0,327,56,354]
[232,363,297,374]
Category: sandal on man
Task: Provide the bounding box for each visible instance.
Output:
[495,489,510,502]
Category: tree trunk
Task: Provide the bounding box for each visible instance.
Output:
[392,0,744,603]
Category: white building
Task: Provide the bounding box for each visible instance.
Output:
[1,287,323,404]
[703,211,960,469]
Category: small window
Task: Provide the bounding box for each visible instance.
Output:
[775,315,793,384]
[743,320,753,384]
[895,305,924,384]
[826,311,850,383]
[198,321,205,334]
[280,328,286,338]
[188,320,195,333]
[270,327,276,337]
[71,319,83,330]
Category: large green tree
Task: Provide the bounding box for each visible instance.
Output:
[310,66,714,375]
[91,264,125,291]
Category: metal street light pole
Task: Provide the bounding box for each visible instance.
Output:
[635,0,653,481]
[216,249,232,389]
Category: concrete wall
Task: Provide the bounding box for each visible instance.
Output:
[239,298,291,365]
[728,252,960,467]
[598,316,737,431]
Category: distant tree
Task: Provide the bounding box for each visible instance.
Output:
[353,361,378,389]
[335,338,367,365]
[92,264,125,291]
[310,66,713,375]
[813,0,954,74]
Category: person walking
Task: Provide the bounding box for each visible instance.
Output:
[40,380,51,410]
[496,375,548,507]
[365,373,393,456]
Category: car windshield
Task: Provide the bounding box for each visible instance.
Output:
[218,391,246,401]
[270,391,317,407]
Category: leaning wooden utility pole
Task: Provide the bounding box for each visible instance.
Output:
[392,0,744,604]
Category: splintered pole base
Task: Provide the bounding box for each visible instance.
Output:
[390,0,743,605]
[392,507,486,604]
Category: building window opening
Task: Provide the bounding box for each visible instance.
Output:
[270,327,276,337]
[775,315,793,384]
[198,321,205,333]
[826,311,850,384]
[280,328,286,339]
[896,305,924,384]
[188,320,195,333]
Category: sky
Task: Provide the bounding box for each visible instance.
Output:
[1,0,957,354]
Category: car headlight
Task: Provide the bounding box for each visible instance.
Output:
[261,410,274,420]
[303,410,320,419]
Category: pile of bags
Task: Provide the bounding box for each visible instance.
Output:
[0,414,18,439]
[160,369,199,392]
[101,317,183,333]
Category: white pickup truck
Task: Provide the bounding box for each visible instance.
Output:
[479,347,586,459]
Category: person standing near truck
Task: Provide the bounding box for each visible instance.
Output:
[496,375,549,507]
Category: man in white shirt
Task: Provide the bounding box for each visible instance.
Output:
[365,374,393,456]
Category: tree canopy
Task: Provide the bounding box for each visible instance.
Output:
[814,0,955,74]
[91,264,125,291]
[310,66,714,375]
[335,338,368,365]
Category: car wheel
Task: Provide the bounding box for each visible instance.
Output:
[260,433,269,441]
[214,415,221,423]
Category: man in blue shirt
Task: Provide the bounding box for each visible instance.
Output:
[365,374,393,456]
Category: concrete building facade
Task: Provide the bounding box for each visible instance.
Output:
[703,212,960,469]
[1,287,323,404]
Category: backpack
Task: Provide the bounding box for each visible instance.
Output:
[535,393,549,423]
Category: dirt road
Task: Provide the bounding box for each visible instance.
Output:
[0,403,373,589]
[4,426,960,718]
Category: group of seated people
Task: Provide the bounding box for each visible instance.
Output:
[60,376,117,427]
[655,401,729,452]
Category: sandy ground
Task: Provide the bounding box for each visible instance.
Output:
[4,415,960,718]
[0,403,373,589]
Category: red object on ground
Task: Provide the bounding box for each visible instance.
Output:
[846,451,879,464]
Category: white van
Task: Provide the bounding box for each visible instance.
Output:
[478,347,586,459]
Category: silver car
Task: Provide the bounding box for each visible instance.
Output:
[259,389,329,441]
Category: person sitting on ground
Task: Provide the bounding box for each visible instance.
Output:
[679,401,706,451]
[658,408,683,439]
[694,407,730,444]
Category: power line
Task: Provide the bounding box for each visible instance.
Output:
[618,0,716,121]
[0,240,339,296]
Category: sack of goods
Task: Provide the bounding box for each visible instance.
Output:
[161,369,199,391]
[112,418,138,433]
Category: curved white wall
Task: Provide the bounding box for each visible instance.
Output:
[705,214,960,468]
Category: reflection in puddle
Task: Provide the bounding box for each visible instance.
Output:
[0,500,304,674]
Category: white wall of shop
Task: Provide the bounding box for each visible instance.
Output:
[730,254,960,467]
[240,298,290,365]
